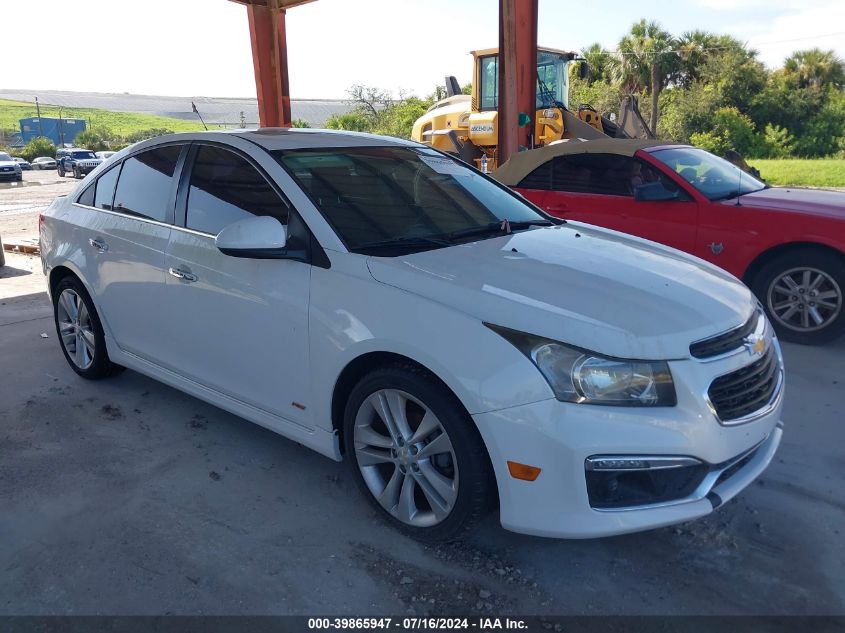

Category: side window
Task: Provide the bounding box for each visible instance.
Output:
[113,145,182,222]
[479,55,498,111]
[77,184,95,207]
[516,161,552,190]
[93,165,120,211]
[631,159,688,199]
[551,154,636,197]
[186,145,289,235]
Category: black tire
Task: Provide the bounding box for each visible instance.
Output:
[751,247,845,345]
[73,166,81,179]
[57,165,65,177]
[52,275,124,379]
[343,364,492,542]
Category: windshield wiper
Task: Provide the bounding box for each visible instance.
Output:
[711,186,766,202]
[354,235,454,254]
[443,219,553,242]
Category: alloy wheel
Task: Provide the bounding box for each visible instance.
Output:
[56,288,96,369]
[353,389,458,528]
[767,267,842,332]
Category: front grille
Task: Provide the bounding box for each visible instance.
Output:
[690,311,759,359]
[708,347,779,422]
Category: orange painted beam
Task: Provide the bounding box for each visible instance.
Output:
[244,2,294,127]
[497,0,537,164]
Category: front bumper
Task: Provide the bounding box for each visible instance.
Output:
[0,170,21,181]
[472,338,784,538]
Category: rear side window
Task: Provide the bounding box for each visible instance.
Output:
[94,165,120,211]
[113,145,182,222]
[551,154,635,197]
[186,145,288,235]
[516,160,552,189]
[77,184,95,207]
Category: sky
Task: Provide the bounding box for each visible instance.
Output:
[3,0,844,100]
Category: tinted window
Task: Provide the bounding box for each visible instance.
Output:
[113,145,181,222]
[77,184,95,206]
[186,146,289,235]
[94,165,120,210]
[276,146,548,252]
[517,161,552,189]
[551,154,635,196]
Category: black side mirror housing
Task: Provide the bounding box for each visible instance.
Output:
[579,62,589,80]
[634,181,680,202]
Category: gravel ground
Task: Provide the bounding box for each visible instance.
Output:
[1,177,844,616]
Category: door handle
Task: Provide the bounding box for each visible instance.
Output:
[168,267,198,283]
[88,238,108,252]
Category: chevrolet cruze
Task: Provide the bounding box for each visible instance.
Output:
[39,130,784,540]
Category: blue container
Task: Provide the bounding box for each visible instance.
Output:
[19,117,87,146]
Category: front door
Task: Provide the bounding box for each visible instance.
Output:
[162,143,313,427]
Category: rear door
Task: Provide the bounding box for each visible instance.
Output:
[161,143,313,427]
[89,144,185,361]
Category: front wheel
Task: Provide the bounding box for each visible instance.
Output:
[57,165,65,177]
[344,365,492,541]
[752,248,845,345]
[53,276,123,379]
[73,166,81,179]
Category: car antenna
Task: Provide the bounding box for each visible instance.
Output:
[191,101,208,131]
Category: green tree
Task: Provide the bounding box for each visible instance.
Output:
[613,20,679,132]
[581,43,614,84]
[290,118,311,128]
[123,128,173,144]
[18,136,56,162]
[325,112,372,132]
[73,127,115,152]
[783,49,845,90]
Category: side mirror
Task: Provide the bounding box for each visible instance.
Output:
[579,61,589,80]
[634,181,679,202]
[215,215,288,259]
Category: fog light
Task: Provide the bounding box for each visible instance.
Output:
[507,461,541,481]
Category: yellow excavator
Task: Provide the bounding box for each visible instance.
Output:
[411,46,654,170]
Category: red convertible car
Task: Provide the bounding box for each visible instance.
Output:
[495,139,845,344]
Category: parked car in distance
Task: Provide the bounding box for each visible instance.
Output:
[495,139,845,345]
[40,130,783,540]
[56,147,102,179]
[32,156,58,170]
[0,151,23,182]
[13,157,32,170]
[95,151,116,161]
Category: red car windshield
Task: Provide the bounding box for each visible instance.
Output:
[650,147,766,201]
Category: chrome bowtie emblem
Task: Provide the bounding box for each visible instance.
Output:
[743,334,766,356]
[709,242,724,254]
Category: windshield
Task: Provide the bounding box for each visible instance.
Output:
[479,51,569,111]
[72,151,97,159]
[0,153,12,162]
[275,146,551,254]
[650,147,766,201]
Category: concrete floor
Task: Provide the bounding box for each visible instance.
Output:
[1,187,844,615]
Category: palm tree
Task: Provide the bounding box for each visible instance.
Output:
[613,20,678,132]
[676,30,717,87]
[581,43,613,84]
[784,49,845,89]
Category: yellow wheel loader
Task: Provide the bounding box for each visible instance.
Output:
[411,47,654,170]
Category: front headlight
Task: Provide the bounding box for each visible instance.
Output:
[486,324,676,406]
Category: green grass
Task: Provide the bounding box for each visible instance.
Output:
[748,159,845,188]
[0,98,224,136]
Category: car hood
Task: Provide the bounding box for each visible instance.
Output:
[732,187,845,219]
[366,224,755,360]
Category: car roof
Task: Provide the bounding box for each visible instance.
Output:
[494,138,680,185]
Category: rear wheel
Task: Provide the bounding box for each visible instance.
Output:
[343,365,492,541]
[752,248,845,345]
[57,164,65,177]
[53,276,123,379]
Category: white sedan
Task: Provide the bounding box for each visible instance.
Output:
[39,129,784,540]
